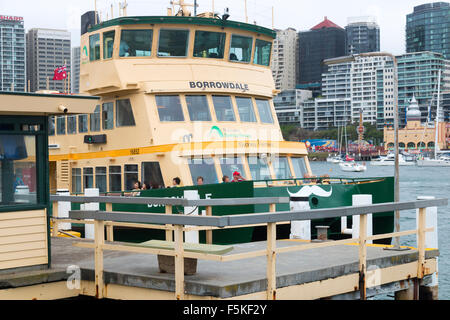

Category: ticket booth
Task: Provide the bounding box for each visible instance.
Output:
[0,91,98,272]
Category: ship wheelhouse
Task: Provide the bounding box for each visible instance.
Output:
[48,16,311,194]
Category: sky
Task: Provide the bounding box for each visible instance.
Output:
[0,0,440,55]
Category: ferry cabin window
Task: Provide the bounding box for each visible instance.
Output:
[220,157,247,180]
[155,96,185,122]
[254,39,272,66]
[56,116,66,135]
[212,96,236,122]
[124,164,138,191]
[158,29,189,57]
[255,99,274,124]
[67,116,77,135]
[89,34,101,61]
[235,97,257,123]
[229,35,253,63]
[0,135,37,206]
[90,105,101,132]
[247,156,271,180]
[83,168,94,189]
[102,102,114,130]
[193,31,226,59]
[142,162,165,189]
[273,157,292,180]
[78,115,88,133]
[291,157,307,179]
[185,95,212,121]
[49,116,55,136]
[95,167,107,194]
[109,166,122,192]
[72,168,82,194]
[116,99,136,127]
[188,158,218,185]
[119,29,153,57]
[103,31,115,59]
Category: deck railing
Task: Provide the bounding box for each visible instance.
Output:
[51,195,447,300]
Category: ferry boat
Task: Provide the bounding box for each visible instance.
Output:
[48,3,394,244]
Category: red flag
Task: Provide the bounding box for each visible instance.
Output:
[53,66,67,80]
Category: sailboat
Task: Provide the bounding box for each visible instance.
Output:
[338,123,367,172]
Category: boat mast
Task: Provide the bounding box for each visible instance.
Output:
[434,69,441,160]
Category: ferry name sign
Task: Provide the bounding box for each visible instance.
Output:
[189,81,249,92]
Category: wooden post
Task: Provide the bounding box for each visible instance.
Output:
[166,205,173,241]
[417,208,426,280]
[206,206,213,244]
[52,201,59,237]
[359,214,367,300]
[174,225,185,300]
[267,222,277,300]
[94,220,105,299]
[105,203,114,242]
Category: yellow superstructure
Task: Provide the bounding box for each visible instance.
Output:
[48,13,310,194]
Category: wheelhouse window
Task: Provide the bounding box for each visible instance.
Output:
[220,157,247,180]
[185,95,212,121]
[155,95,185,122]
[102,102,114,130]
[90,105,101,132]
[0,135,37,206]
[291,157,307,179]
[72,168,82,194]
[212,96,236,122]
[116,99,136,127]
[95,167,107,193]
[229,35,253,63]
[119,29,153,57]
[193,31,226,59]
[103,31,115,59]
[188,158,218,185]
[273,157,292,180]
[56,116,66,135]
[89,33,101,61]
[78,115,88,133]
[254,39,272,66]
[255,99,274,124]
[248,156,271,180]
[109,166,122,192]
[124,164,138,191]
[67,116,77,135]
[158,29,189,57]
[235,97,257,122]
[83,168,94,189]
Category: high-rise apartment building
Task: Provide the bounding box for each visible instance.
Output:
[297,17,346,93]
[271,28,297,91]
[26,28,71,92]
[71,46,80,93]
[345,16,380,55]
[273,89,312,126]
[406,2,450,59]
[0,15,26,92]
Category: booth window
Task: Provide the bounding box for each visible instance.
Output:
[185,95,212,122]
[235,97,257,123]
[116,99,136,127]
[156,95,185,122]
[158,29,189,57]
[120,29,153,57]
[193,31,226,59]
[229,35,253,63]
[212,96,236,122]
[188,158,218,185]
[254,39,272,66]
[89,33,101,61]
[103,31,115,59]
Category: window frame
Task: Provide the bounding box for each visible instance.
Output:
[185,95,212,122]
[229,34,254,64]
[155,95,185,122]
[116,99,136,127]
[89,33,101,61]
[103,30,116,60]
[193,30,227,59]
[102,102,114,130]
[119,29,153,58]
[157,28,190,58]
[212,95,236,122]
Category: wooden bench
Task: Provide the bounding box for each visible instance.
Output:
[128,240,234,275]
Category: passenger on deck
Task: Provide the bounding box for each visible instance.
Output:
[232,171,246,182]
[222,176,230,183]
[172,177,181,188]
[303,173,318,184]
[131,181,142,197]
[197,177,204,186]
[142,182,151,190]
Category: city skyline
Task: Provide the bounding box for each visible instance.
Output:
[0,0,444,55]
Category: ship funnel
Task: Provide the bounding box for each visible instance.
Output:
[81,11,100,35]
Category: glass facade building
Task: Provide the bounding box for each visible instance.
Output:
[406,2,450,59]
[0,16,26,92]
[345,17,380,55]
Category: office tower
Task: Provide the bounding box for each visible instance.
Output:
[0,15,26,92]
[26,28,71,92]
[345,16,380,55]
[271,28,298,91]
[297,17,346,94]
[406,2,450,59]
[71,46,80,93]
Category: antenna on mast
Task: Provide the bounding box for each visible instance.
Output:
[170,0,198,17]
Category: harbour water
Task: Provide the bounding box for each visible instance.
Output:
[311,161,450,299]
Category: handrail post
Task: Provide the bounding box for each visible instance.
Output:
[94,219,105,299]
[267,203,277,300]
[359,213,367,300]
[52,201,59,237]
[166,205,173,242]
[206,206,213,244]
[105,202,114,241]
[417,207,426,280]
[174,224,185,300]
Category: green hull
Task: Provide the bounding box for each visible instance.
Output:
[71,177,394,245]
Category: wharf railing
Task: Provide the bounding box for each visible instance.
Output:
[51,195,447,300]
